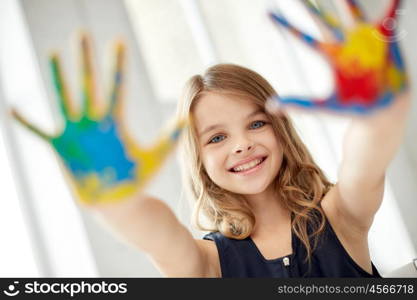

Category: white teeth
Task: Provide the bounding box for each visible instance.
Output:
[233,158,263,172]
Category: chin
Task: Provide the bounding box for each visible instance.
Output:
[229,181,272,195]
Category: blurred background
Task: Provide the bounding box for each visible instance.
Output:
[0,0,416,277]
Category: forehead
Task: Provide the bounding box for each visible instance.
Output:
[192,92,262,133]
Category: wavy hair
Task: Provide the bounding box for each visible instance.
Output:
[177,64,333,267]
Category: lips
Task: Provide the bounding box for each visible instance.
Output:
[229,156,267,173]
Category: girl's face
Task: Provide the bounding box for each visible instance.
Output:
[193,92,283,196]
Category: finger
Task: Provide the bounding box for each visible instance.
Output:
[11,108,52,141]
[388,40,406,71]
[50,54,77,120]
[266,94,345,115]
[302,0,344,42]
[386,45,408,91]
[265,95,330,118]
[161,117,189,144]
[266,94,391,115]
[384,0,401,20]
[378,0,402,37]
[269,11,322,49]
[344,0,367,22]
[108,41,126,117]
[80,33,98,118]
[147,117,188,157]
[137,117,188,184]
[269,95,326,110]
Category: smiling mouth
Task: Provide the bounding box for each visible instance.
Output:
[229,156,267,173]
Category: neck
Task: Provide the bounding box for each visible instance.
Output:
[245,186,291,237]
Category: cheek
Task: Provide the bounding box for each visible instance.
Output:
[274,147,284,174]
[265,134,283,163]
[261,129,281,151]
[270,139,282,156]
[202,149,226,178]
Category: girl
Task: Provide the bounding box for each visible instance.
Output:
[95,61,409,278]
[12,1,410,278]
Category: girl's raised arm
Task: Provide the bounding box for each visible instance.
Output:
[329,0,410,231]
[92,195,220,277]
[269,0,410,231]
[336,91,410,230]
[11,32,218,277]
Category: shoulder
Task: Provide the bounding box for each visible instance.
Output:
[194,234,222,277]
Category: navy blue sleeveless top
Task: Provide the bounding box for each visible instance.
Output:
[203,217,381,278]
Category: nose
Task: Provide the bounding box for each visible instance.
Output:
[233,138,254,154]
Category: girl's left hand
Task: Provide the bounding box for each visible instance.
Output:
[268,0,408,115]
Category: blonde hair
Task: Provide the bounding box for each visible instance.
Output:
[177,64,333,267]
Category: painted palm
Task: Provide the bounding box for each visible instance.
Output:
[11,34,187,204]
[269,0,408,113]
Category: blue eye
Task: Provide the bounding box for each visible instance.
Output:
[207,121,267,144]
[209,135,226,144]
[251,120,266,129]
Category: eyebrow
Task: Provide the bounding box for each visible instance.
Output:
[198,109,265,137]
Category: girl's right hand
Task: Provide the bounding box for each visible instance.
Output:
[11,32,188,205]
